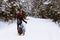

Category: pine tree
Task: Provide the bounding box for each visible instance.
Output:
[0,0,23,22]
[31,0,60,23]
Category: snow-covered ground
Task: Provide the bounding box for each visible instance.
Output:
[0,17,60,40]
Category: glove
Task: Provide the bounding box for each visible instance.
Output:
[25,21,27,24]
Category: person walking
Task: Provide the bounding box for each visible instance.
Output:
[16,9,27,35]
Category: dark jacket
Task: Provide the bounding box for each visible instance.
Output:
[17,11,27,24]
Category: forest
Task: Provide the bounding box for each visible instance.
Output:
[0,0,60,24]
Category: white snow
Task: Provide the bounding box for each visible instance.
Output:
[21,0,25,2]
[4,0,7,2]
[0,17,60,40]
[43,1,51,5]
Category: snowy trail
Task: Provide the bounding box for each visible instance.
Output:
[0,17,60,40]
